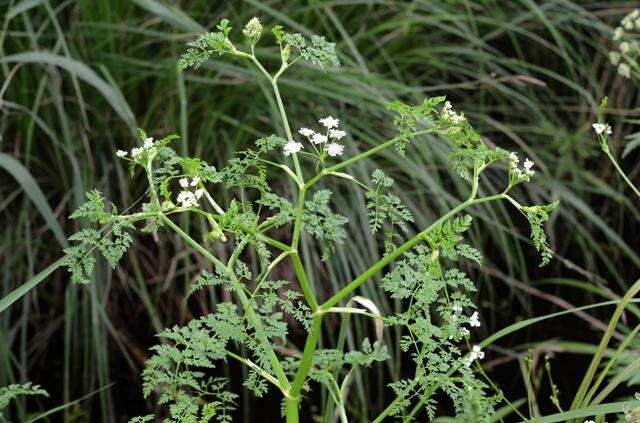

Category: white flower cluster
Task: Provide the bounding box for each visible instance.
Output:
[449,305,478,339]
[242,17,263,45]
[176,177,204,208]
[463,345,485,367]
[285,115,347,158]
[610,9,640,79]
[509,152,535,180]
[592,123,612,136]
[115,137,155,160]
[469,311,481,327]
[440,101,466,125]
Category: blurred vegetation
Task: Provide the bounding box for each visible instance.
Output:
[1,0,639,421]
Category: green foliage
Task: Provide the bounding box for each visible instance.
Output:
[137,305,241,422]
[177,17,339,72]
[55,13,556,423]
[380,230,497,421]
[285,33,340,69]
[302,190,348,260]
[365,169,414,250]
[188,265,230,297]
[177,20,235,71]
[522,201,559,267]
[64,191,134,284]
[0,383,48,416]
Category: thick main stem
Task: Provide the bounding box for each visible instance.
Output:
[321,193,504,310]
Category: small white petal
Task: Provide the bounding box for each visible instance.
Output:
[131,147,144,158]
[329,129,347,140]
[194,189,205,199]
[523,158,534,170]
[143,137,154,149]
[326,143,344,157]
[283,141,303,156]
[592,123,612,135]
[469,311,481,328]
[116,150,128,157]
[177,190,198,208]
[319,116,339,129]
[190,177,200,187]
[311,133,328,144]
[298,127,315,137]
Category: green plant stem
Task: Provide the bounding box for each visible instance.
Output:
[291,252,319,311]
[282,316,323,423]
[321,193,505,310]
[159,214,292,392]
[304,130,432,190]
[602,147,640,200]
[287,315,324,419]
[243,52,304,183]
[224,350,281,390]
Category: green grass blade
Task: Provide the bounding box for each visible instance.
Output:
[0,256,66,314]
[0,52,137,132]
[0,152,67,248]
[533,400,640,423]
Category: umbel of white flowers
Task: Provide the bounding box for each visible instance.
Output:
[463,345,485,367]
[177,177,205,208]
[115,138,205,209]
[116,136,155,160]
[610,9,640,79]
[509,152,535,180]
[592,123,612,136]
[284,116,347,157]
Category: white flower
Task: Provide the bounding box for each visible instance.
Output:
[625,19,634,30]
[194,189,205,199]
[116,150,128,157]
[583,420,595,423]
[131,147,144,159]
[472,345,485,360]
[326,143,344,157]
[319,116,339,129]
[460,327,470,337]
[523,158,535,176]
[592,123,612,135]
[620,41,631,54]
[613,27,624,41]
[298,127,315,137]
[609,51,621,66]
[311,133,328,144]
[469,311,481,328]
[441,101,465,124]
[242,17,263,44]
[143,137,154,149]
[179,178,190,188]
[464,345,485,366]
[190,177,200,187]
[283,141,303,156]
[618,63,631,79]
[177,191,198,208]
[329,129,347,140]
[452,304,462,313]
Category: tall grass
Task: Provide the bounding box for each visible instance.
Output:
[1,0,639,420]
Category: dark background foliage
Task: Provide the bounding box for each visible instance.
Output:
[1,0,639,421]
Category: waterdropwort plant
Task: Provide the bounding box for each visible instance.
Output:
[63,17,557,422]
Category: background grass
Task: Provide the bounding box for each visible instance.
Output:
[1,0,639,421]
